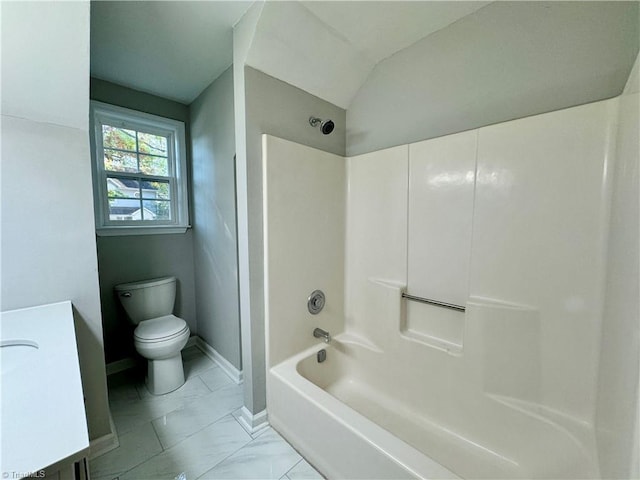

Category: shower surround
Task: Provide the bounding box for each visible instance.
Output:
[262,94,638,478]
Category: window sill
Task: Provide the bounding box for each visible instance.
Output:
[96,225,191,237]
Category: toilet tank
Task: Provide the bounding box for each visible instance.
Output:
[114,276,176,324]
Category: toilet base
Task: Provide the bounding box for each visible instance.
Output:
[146,353,185,395]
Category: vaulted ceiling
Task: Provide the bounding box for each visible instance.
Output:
[90,1,252,103]
[90,1,490,105]
[244,1,490,108]
[90,1,639,111]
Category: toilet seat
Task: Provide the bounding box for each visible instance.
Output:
[134,315,189,343]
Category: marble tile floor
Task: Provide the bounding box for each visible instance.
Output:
[91,346,324,480]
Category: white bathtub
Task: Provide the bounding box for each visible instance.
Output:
[268,335,599,479]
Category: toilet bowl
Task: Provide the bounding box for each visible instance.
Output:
[115,277,190,395]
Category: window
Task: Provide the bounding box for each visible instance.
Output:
[90,102,189,235]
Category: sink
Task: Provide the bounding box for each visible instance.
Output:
[1,301,89,476]
[0,339,39,375]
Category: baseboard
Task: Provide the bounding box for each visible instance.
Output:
[89,412,119,459]
[105,357,137,376]
[185,335,198,349]
[235,406,269,436]
[195,337,243,384]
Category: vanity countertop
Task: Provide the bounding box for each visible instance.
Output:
[1,301,89,477]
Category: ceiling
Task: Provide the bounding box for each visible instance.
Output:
[90,1,491,105]
[300,1,490,65]
[90,1,639,112]
[246,1,490,108]
[90,1,252,103]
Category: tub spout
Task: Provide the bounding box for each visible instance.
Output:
[313,327,331,343]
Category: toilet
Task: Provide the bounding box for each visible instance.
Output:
[114,276,190,395]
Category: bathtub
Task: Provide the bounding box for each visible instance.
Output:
[267,334,599,479]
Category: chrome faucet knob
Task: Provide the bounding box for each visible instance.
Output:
[308,290,325,314]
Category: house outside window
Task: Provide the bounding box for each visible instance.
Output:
[90,101,189,235]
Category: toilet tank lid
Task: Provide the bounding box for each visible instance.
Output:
[114,276,176,291]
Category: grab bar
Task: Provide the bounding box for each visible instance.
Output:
[401,292,465,312]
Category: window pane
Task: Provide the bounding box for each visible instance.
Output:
[138,132,168,156]
[142,200,171,221]
[108,197,142,221]
[140,179,170,200]
[103,125,137,151]
[107,177,142,198]
[139,155,169,176]
[104,149,138,173]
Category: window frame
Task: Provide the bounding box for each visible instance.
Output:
[90,101,189,236]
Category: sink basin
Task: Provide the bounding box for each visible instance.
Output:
[0,339,39,375]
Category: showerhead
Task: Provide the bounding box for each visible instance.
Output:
[309,116,335,135]
[321,120,335,135]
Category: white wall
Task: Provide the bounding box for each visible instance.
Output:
[346,1,639,156]
[403,131,477,348]
[471,100,616,420]
[408,131,477,308]
[190,67,241,369]
[1,1,110,440]
[594,77,640,477]
[1,3,90,130]
[344,98,616,423]
[263,135,345,368]
[345,145,408,344]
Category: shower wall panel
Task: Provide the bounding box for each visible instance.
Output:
[471,99,617,420]
[344,146,409,335]
[408,130,477,308]
[263,135,346,368]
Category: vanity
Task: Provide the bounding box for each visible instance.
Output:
[1,301,90,479]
